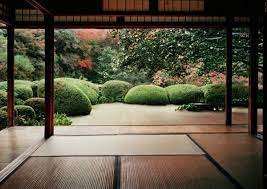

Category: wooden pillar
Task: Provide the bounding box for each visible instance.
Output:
[248,16,258,135]
[263,14,267,189]
[44,15,54,139]
[225,17,233,126]
[7,2,15,127]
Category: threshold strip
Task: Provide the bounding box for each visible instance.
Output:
[113,156,121,189]
[187,134,245,189]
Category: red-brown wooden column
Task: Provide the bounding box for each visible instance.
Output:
[7,2,15,127]
[263,13,267,189]
[248,16,258,135]
[225,17,233,126]
[44,14,54,138]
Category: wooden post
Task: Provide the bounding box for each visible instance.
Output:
[225,17,233,126]
[44,14,54,138]
[263,13,267,189]
[248,16,258,135]
[7,2,15,128]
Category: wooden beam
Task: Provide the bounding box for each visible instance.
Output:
[44,14,54,139]
[7,1,15,127]
[248,16,258,135]
[263,13,267,189]
[24,0,52,15]
[225,17,233,126]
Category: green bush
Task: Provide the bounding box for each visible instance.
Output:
[232,83,248,106]
[24,98,45,120]
[0,110,7,128]
[56,78,99,104]
[124,85,169,105]
[54,113,72,126]
[101,80,132,103]
[15,105,36,120]
[0,106,18,117]
[0,80,35,91]
[201,83,248,107]
[38,79,92,116]
[201,84,225,107]
[0,90,7,107]
[166,84,203,104]
[15,85,33,101]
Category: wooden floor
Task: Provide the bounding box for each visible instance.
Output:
[0,126,263,189]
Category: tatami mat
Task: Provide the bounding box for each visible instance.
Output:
[121,156,236,189]
[190,133,263,189]
[0,157,114,189]
[32,135,204,156]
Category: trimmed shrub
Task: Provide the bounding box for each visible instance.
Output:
[0,110,7,128]
[201,83,249,107]
[0,90,7,107]
[24,98,45,120]
[15,105,36,120]
[232,83,248,106]
[15,85,33,101]
[38,80,92,116]
[0,80,35,91]
[101,80,132,103]
[124,85,169,105]
[0,106,18,117]
[166,84,204,104]
[201,84,225,107]
[58,78,99,93]
[56,78,99,104]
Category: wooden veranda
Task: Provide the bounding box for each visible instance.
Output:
[0,0,266,188]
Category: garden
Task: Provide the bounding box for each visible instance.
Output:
[0,28,264,128]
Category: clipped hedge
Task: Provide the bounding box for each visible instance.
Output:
[201,84,225,107]
[0,80,34,104]
[124,85,169,105]
[38,79,92,116]
[232,83,248,106]
[0,105,35,120]
[58,78,100,93]
[15,105,36,120]
[166,84,203,104]
[15,85,33,101]
[0,110,7,128]
[0,90,7,108]
[24,98,45,120]
[101,80,132,103]
[56,78,99,105]
[201,83,248,107]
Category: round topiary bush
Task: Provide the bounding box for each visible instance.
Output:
[124,85,169,105]
[201,84,225,107]
[24,98,45,120]
[0,106,18,117]
[56,78,99,105]
[15,85,33,101]
[0,110,7,128]
[166,84,204,104]
[0,90,7,108]
[102,80,132,103]
[38,80,92,116]
[15,105,36,120]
